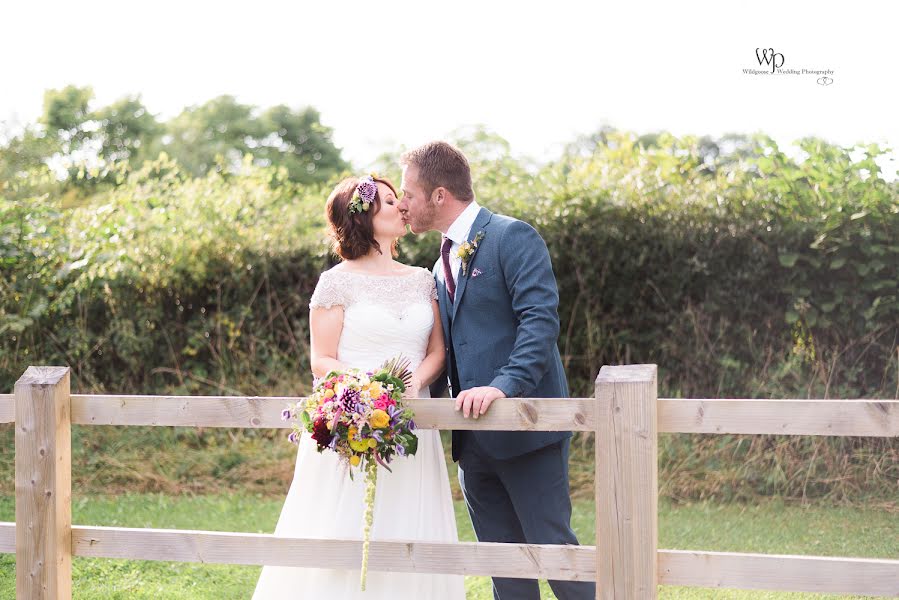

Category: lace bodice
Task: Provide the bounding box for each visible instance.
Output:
[309,267,437,374]
[310,267,437,312]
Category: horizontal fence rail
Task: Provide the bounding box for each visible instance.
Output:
[1,524,896,597]
[2,394,897,436]
[659,549,899,597]
[3,365,898,599]
[0,524,595,581]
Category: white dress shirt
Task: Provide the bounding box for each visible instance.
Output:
[442,201,482,282]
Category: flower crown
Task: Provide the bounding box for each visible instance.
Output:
[348,175,378,214]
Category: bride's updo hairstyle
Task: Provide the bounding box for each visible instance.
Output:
[325,175,400,260]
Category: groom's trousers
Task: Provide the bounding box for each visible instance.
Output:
[457,436,596,600]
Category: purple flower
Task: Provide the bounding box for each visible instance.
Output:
[356,177,377,203]
[339,388,360,409]
[287,431,298,444]
[372,431,383,442]
[396,443,406,456]
[281,408,292,420]
[408,420,416,431]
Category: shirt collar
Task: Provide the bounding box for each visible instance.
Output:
[445,201,481,245]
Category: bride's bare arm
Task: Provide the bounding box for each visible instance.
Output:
[309,306,347,378]
[409,299,446,397]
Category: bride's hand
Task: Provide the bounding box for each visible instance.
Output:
[405,376,423,399]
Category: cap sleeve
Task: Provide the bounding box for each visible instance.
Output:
[420,268,438,302]
[309,270,347,310]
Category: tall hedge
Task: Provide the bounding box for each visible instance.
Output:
[2,133,896,501]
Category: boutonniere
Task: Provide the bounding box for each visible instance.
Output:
[457,231,485,276]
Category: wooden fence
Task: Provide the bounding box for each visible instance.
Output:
[1,364,898,598]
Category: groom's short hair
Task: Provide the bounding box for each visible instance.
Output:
[400,141,475,202]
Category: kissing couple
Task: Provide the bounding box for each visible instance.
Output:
[252,141,594,600]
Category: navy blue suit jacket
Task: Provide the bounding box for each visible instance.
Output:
[430,207,572,461]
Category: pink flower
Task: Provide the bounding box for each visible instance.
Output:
[373,393,397,411]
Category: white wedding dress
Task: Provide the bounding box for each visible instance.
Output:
[252,266,465,599]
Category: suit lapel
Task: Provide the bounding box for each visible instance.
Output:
[434,262,456,396]
[451,207,493,322]
[438,275,452,343]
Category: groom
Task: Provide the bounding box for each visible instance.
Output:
[398,141,594,600]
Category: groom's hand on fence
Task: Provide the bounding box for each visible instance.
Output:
[455,386,506,419]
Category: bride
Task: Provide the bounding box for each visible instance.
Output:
[252,175,465,599]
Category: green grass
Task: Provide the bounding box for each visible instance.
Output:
[1,492,895,599]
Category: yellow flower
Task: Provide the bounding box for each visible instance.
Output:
[348,427,370,452]
[368,382,382,397]
[350,454,361,467]
[456,231,485,276]
[370,409,390,429]
[324,388,335,398]
[368,438,378,449]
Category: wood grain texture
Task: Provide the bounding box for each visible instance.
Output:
[0,394,10,423]
[58,395,594,431]
[4,524,894,597]
[658,398,898,436]
[68,525,595,581]
[658,549,899,597]
[15,366,72,600]
[2,391,896,436]
[5,394,894,436]
[595,364,659,599]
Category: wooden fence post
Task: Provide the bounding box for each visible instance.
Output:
[15,366,72,600]
[595,364,658,599]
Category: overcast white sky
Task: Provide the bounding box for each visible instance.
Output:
[2,0,897,173]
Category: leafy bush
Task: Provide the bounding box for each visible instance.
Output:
[2,131,896,501]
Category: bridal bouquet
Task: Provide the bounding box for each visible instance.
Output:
[282,356,418,590]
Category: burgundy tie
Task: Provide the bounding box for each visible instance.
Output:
[440,235,456,302]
